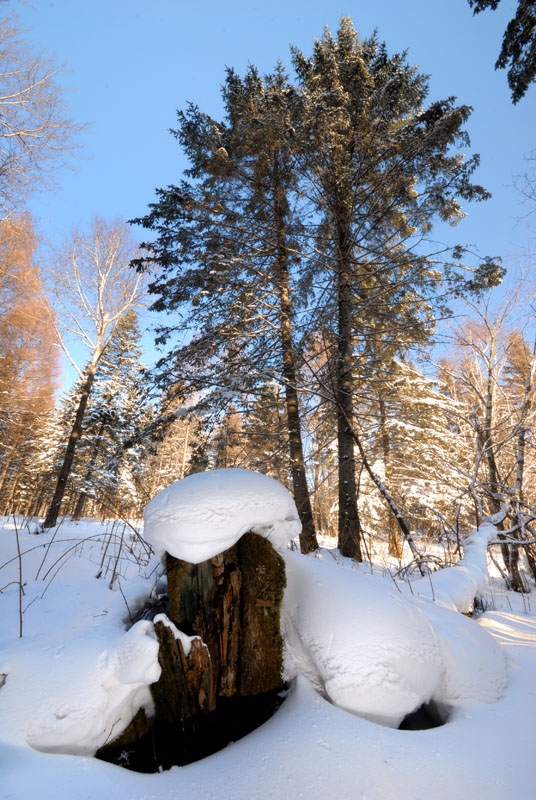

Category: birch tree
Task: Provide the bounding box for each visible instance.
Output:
[0,10,83,216]
[42,217,145,528]
[444,294,536,589]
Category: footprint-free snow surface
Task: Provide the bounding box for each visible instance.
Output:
[144,468,302,562]
[0,470,534,799]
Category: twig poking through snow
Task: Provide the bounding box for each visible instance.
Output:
[14,516,24,638]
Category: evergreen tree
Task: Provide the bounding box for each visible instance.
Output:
[211,403,246,469]
[71,310,147,519]
[21,408,64,517]
[291,18,502,558]
[243,381,290,486]
[368,359,472,547]
[134,17,502,559]
[133,65,319,552]
[468,0,536,103]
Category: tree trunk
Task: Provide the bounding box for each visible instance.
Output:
[378,394,403,558]
[43,361,99,529]
[73,420,106,520]
[273,156,318,554]
[164,531,286,702]
[336,224,362,561]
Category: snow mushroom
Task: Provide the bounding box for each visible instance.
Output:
[143,468,302,563]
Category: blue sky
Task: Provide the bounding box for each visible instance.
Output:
[14,0,535,371]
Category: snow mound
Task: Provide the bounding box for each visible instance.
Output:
[144,468,301,563]
[282,552,443,728]
[420,602,508,707]
[0,620,161,755]
[283,552,508,728]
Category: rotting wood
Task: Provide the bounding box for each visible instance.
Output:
[97,531,287,772]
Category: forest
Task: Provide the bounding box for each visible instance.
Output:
[1,13,534,592]
[1,3,536,797]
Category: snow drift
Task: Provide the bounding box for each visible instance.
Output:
[282,551,507,728]
[282,551,443,727]
[0,612,161,755]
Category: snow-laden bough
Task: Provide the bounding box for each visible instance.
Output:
[407,522,495,612]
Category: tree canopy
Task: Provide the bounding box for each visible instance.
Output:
[468,0,536,103]
[133,17,503,558]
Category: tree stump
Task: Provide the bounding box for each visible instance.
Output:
[97,531,287,772]
[165,531,286,701]
[151,618,214,724]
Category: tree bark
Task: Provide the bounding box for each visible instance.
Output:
[151,619,215,723]
[43,360,99,528]
[164,531,286,702]
[273,156,318,554]
[336,223,362,561]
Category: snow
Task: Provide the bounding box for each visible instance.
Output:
[282,551,443,727]
[418,601,507,707]
[0,483,534,798]
[1,614,535,800]
[0,520,162,755]
[153,612,201,657]
[406,521,494,612]
[144,468,301,563]
[282,549,507,728]
[19,620,160,755]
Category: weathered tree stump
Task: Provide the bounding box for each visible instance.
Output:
[165,531,286,701]
[97,531,287,772]
[151,618,214,724]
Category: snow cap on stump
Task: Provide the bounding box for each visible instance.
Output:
[144,468,301,563]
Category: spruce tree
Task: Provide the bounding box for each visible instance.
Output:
[243,381,290,487]
[369,359,472,545]
[468,0,536,103]
[291,18,502,558]
[211,403,245,469]
[134,17,502,559]
[133,65,319,553]
[71,310,147,519]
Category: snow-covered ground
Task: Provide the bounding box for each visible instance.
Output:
[0,480,535,799]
